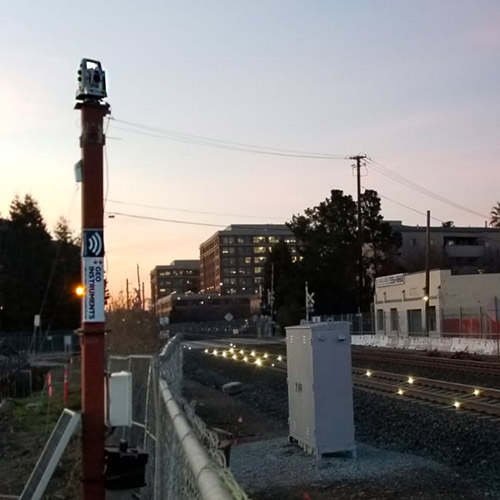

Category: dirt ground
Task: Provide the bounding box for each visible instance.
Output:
[0,363,81,499]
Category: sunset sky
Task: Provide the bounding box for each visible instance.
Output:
[1,1,500,297]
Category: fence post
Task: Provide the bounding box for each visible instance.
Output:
[479,306,483,337]
[495,296,499,359]
[459,307,462,337]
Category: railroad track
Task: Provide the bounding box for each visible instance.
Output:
[195,343,500,419]
[352,349,500,376]
[185,338,500,376]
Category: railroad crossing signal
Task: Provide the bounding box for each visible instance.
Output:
[306,290,315,308]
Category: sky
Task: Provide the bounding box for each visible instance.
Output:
[1,1,500,298]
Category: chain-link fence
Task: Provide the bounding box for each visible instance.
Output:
[108,336,249,499]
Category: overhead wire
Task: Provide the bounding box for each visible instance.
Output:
[108,116,490,224]
[109,117,349,160]
[107,211,228,228]
[361,185,445,223]
[106,199,287,221]
[365,157,489,220]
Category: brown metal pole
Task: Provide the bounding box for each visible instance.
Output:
[77,99,109,500]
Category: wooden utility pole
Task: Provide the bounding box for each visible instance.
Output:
[350,155,367,312]
[424,210,431,334]
[75,59,109,500]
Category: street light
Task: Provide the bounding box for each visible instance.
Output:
[76,285,85,297]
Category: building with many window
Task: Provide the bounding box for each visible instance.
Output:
[389,221,500,275]
[199,224,297,295]
[150,260,200,305]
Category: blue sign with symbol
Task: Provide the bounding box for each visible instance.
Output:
[83,229,104,257]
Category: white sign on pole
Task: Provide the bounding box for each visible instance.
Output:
[34,314,41,327]
[224,312,234,322]
[83,257,105,322]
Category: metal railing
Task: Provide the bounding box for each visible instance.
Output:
[108,336,249,499]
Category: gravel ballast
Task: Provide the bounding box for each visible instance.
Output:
[184,350,500,498]
[231,438,485,499]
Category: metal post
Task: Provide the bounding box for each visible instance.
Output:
[495,296,499,359]
[424,210,431,335]
[75,61,109,500]
[305,281,309,323]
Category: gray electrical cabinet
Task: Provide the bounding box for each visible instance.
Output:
[286,321,356,458]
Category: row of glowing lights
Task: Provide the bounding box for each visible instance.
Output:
[364,369,481,409]
[203,344,283,367]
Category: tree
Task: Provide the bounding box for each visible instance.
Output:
[288,189,401,314]
[0,195,80,332]
[53,216,77,244]
[262,240,302,328]
[490,203,500,229]
[9,194,48,232]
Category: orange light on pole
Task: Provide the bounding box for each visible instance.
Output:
[76,285,85,297]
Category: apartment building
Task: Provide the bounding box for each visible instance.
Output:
[199,224,297,295]
[389,222,500,274]
[150,260,200,305]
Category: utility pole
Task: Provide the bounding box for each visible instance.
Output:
[270,262,275,321]
[126,279,130,310]
[75,59,109,500]
[136,264,142,308]
[424,210,431,334]
[350,155,367,313]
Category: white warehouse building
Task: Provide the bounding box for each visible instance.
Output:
[374,270,500,336]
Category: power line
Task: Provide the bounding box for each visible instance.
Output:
[362,185,445,223]
[366,158,489,220]
[109,117,349,160]
[106,199,287,221]
[107,211,227,228]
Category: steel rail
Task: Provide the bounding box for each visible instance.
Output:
[352,349,500,375]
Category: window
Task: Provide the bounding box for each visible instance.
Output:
[223,278,230,285]
[239,246,252,256]
[237,236,248,244]
[221,237,229,244]
[253,236,266,243]
[254,277,263,284]
[254,256,266,264]
[254,267,263,274]
[410,238,417,247]
[239,268,250,275]
[285,238,296,244]
[407,309,423,334]
[229,268,237,275]
[245,257,252,264]
[376,309,384,331]
[390,308,398,331]
[268,236,280,244]
[254,246,266,254]
[229,277,237,285]
[228,237,235,244]
[221,247,229,254]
